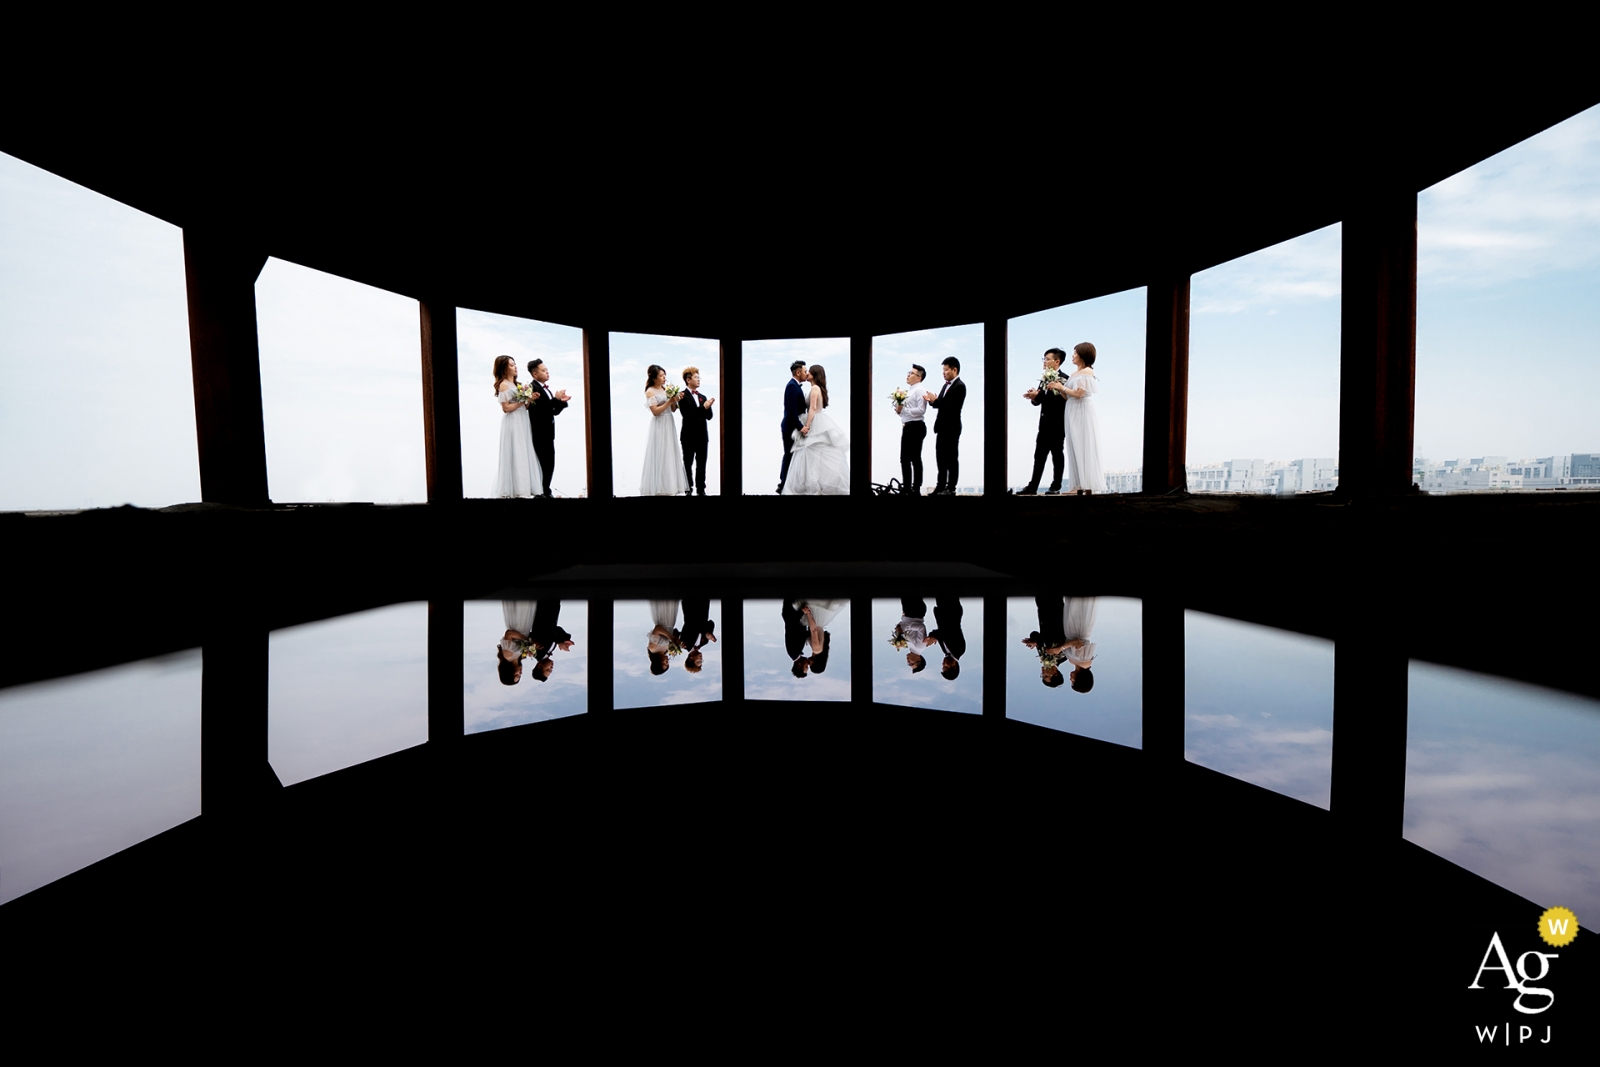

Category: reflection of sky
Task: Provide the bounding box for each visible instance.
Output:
[744,599,852,701]
[269,603,428,785]
[1406,663,1600,919]
[465,600,587,733]
[614,599,721,709]
[1185,611,1334,808]
[872,597,982,715]
[1007,596,1141,748]
[0,651,201,905]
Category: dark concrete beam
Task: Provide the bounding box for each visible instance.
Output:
[582,329,613,499]
[721,339,742,496]
[1141,276,1191,495]
[419,301,463,504]
[184,230,270,506]
[1141,599,1185,763]
[202,630,270,818]
[984,320,1007,498]
[1331,633,1409,838]
[851,336,871,495]
[1338,192,1418,496]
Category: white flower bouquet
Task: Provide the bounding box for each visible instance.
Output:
[890,388,909,408]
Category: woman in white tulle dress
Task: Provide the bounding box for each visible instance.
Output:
[497,599,537,686]
[492,356,545,498]
[1063,342,1104,495]
[1062,595,1098,694]
[647,598,680,675]
[791,597,844,677]
[641,364,690,497]
[781,364,850,496]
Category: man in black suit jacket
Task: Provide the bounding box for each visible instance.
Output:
[525,359,571,498]
[925,357,966,495]
[1020,348,1067,494]
[929,596,966,680]
[678,365,715,496]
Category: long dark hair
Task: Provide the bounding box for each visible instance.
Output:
[493,355,516,395]
[497,653,520,686]
[810,630,831,673]
[809,364,829,408]
[646,364,666,391]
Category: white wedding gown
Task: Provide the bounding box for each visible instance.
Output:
[781,408,850,496]
[501,600,537,656]
[1062,596,1098,664]
[641,392,690,496]
[793,597,847,649]
[1065,372,1104,493]
[494,388,545,498]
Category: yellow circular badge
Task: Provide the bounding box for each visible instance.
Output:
[1538,906,1579,947]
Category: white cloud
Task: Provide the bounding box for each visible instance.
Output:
[1420,103,1600,289]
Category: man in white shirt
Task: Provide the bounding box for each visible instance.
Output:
[896,364,929,495]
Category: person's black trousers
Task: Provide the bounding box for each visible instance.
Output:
[1028,432,1064,492]
[779,426,797,490]
[532,436,556,496]
[900,421,926,492]
[682,437,708,494]
[935,430,960,491]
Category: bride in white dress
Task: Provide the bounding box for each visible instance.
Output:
[781,364,849,496]
[492,356,544,498]
[1063,342,1104,495]
[641,364,691,497]
[1061,596,1098,693]
[792,597,845,676]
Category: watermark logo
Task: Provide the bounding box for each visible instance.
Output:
[1468,906,1579,1045]
[1537,905,1578,948]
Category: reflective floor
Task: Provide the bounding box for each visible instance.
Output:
[5,583,1598,924]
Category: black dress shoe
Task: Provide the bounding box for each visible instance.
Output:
[1017,486,1038,496]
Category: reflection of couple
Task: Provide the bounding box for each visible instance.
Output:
[498,600,576,685]
[647,597,717,675]
[1023,595,1096,691]
[892,596,966,680]
[779,362,849,496]
[784,597,844,678]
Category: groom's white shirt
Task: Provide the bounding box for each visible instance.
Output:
[898,615,928,644]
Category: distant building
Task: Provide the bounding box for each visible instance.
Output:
[1185,458,1336,495]
[1414,453,1598,493]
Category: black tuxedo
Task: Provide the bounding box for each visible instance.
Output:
[779,377,806,490]
[525,379,570,497]
[681,596,715,647]
[930,597,966,662]
[929,376,966,492]
[782,599,809,662]
[678,389,714,494]
[1026,381,1067,493]
[529,600,572,652]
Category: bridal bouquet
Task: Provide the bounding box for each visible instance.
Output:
[889,626,909,650]
[518,637,542,660]
[1038,368,1061,391]
[517,383,537,404]
[1037,649,1061,669]
[889,387,909,408]
[663,384,681,401]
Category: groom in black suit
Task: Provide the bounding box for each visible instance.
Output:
[678,365,715,496]
[778,361,808,493]
[524,359,571,498]
[926,357,965,495]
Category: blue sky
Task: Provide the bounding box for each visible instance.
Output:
[2,104,1596,508]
